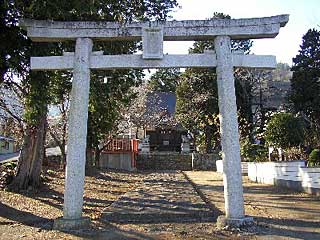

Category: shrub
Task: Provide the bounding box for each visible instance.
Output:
[308,149,320,167]
[0,162,17,188]
[240,139,268,162]
[264,112,304,149]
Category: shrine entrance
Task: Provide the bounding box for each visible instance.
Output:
[20,14,289,229]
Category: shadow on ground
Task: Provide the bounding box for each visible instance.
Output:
[0,202,53,229]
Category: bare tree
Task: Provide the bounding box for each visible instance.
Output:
[118,84,177,139]
[47,98,69,167]
[0,73,25,146]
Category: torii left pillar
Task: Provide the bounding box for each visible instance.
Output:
[53,38,92,229]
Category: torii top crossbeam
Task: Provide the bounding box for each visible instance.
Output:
[20,14,288,42]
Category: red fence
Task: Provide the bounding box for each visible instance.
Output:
[104,139,139,153]
[102,138,139,168]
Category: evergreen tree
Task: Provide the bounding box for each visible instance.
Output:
[290,28,320,147]
[7,0,178,190]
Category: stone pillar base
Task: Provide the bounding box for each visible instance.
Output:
[53,217,91,231]
[216,215,253,229]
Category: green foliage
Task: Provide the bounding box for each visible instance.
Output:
[308,149,320,167]
[148,68,180,92]
[176,69,220,153]
[11,0,179,146]
[0,0,27,82]
[240,138,267,162]
[87,69,142,150]
[290,29,320,146]
[264,112,305,149]
[2,0,179,187]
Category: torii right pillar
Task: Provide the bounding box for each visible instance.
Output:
[214,35,251,227]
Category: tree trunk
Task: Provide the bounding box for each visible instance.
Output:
[94,146,101,168]
[85,147,94,175]
[9,113,47,191]
[60,146,66,169]
[205,125,213,153]
[60,105,68,168]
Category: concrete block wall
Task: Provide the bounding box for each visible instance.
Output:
[247,161,320,196]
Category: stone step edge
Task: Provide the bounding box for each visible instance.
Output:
[101,212,215,223]
[181,171,224,216]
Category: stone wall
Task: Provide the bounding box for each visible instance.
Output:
[191,153,219,171]
[136,152,192,171]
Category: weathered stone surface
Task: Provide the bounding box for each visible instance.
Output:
[20,15,289,42]
[214,36,245,220]
[31,53,276,70]
[181,142,190,154]
[63,38,92,220]
[216,215,254,229]
[142,27,163,59]
[53,217,91,231]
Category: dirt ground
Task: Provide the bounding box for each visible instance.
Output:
[185,171,320,240]
[0,168,319,239]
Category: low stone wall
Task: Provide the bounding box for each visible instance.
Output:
[99,152,135,171]
[136,152,192,171]
[191,153,219,171]
[248,161,320,196]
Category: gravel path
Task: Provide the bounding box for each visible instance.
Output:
[103,171,215,224]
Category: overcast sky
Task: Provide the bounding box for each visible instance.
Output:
[164,0,320,65]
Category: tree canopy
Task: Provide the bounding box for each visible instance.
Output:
[264,112,304,149]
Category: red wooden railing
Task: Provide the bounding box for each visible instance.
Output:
[104,138,138,152]
[102,138,139,168]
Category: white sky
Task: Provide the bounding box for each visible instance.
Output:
[164,0,320,65]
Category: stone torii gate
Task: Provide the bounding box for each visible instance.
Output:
[20,14,288,230]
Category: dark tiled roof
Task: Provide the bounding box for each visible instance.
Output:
[145,92,176,116]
